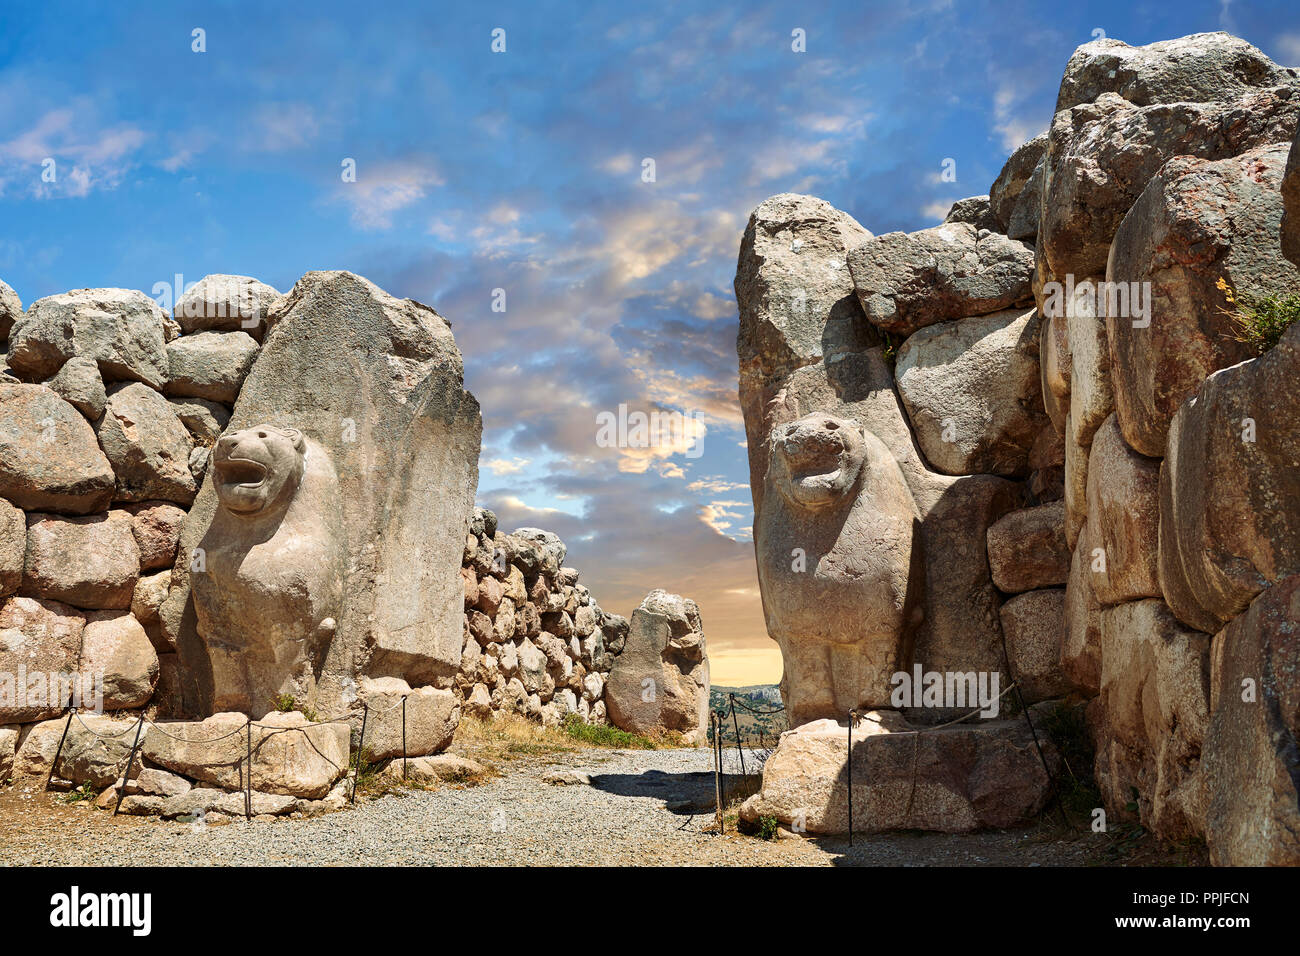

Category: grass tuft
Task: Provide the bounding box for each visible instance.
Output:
[1218,277,1300,355]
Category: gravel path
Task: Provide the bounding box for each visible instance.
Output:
[0,747,1098,866]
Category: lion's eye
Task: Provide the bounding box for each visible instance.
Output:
[257,431,267,438]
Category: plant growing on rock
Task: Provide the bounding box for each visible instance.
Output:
[1217,277,1300,355]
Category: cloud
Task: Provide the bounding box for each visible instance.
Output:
[335,159,444,229]
[249,102,323,152]
[484,457,533,476]
[0,103,147,198]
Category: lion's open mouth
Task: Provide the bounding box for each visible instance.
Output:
[215,457,268,488]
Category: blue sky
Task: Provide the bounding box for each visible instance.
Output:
[2,0,1297,683]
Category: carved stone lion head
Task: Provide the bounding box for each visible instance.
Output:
[212,424,306,516]
[769,412,867,511]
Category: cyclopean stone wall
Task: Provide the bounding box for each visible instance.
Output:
[736,32,1300,862]
[0,271,482,805]
[455,508,630,729]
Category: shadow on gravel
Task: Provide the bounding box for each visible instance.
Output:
[588,769,754,813]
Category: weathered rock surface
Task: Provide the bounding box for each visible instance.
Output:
[357,677,459,760]
[167,397,229,447]
[22,510,139,610]
[45,356,106,420]
[142,711,348,798]
[1062,525,1103,696]
[1000,588,1069,703]
[381,753,487,786]
[1159,321,1300,634]
[1039,310,1070,435]
[8,288,171,389]
[95,382,196,505]
[163,331,259,403]
[174,275,283,341]
[754,413,920,724]
[0,384,115,514]
[1043,88,1300,281]
[990,134,1047,238]
[847,222,1034,337]
[734,193,875,392]
[1107,143,1300,457]
[1203,573,1300,865]
[78,610,159,709]
[13,713,141,787]
[739,711,1058,834]
[1284,124,1300,266]
[0,279,22,342]
[125,500,185,572]
[164,272,481,719]
[606,590,708,744]
[0,595,85,722]
[1091,599,1210,840]
[1054,32,1295,113]
[986,501,1068,594]
[0,498,24,596]
[1085,415,1161,605]
[895,308,1047,477]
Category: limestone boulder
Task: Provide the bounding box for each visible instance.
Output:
[605,590,708,744]
[1284,123,1300,266]
[78,610,158,709]
[142,711,348,798]
[986,501,1068,594]
[0,595,85,722]
[1092,599,1210,840]
[167,397,229,447]
[1203,573,1300,865]
[1055,32,1295,112]
[164,272,480,718]
[131,569,170,631]
[174,274,283,341]
[1062,277,1113,449]
[1062,525,1103,696]
[163,331,259,403]
[734,193,875,388]
[124,500,185,571]
[1159,321,1300,634]
[510,528,566,579]
[13,713,141,787]
[45,356,106,420]
[383,753,487,786]
[0,726,16,780]
[989,133,1046,239]
[1039,311,1071,435]
[1043,87,1300,282]
[1085,415,1160,606]
[0,498,23,596]
[357,677,459,760]
[999,588,1069,703]
[1063,410,1087,549]
[847,222,1034,337]
[1107,142,1300,457]
[96,382,196,505]
[22,510,139,609]
[0,279,21,342]
[895,308,1046,477]
[8,288,171,389]
[739,711,1057,834]
[942,195,999,232]
[0,384,115,514]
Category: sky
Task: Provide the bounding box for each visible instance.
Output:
[2,0,1297,685]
